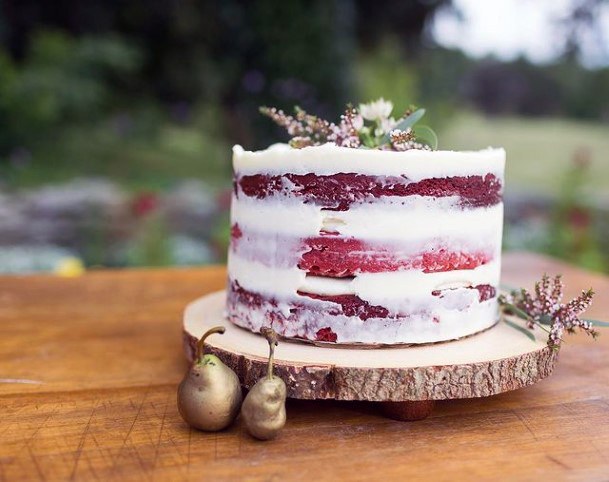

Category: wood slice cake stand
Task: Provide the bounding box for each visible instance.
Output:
[182,291,558,421]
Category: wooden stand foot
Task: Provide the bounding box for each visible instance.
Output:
[381,400,435,421]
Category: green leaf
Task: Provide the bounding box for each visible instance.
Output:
[501,303,531,321]
[358,128,377,148]
[380,108,426,144]
[413,125,438,150]
[586,319,609,327]
[504,318,536,342]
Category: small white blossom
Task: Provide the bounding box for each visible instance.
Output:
[380,117,398,133]
[352,114,364,131]
[359,98,393,121]
[389,127,412,138]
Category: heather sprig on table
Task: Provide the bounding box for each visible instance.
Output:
[260,98,438,151]
[499,274,598,349]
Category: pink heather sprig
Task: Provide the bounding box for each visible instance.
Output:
[499,274,597,349]
[294,106,334,145]
[259,106,334,148]
[328,106,362,148]
[258,107,302,137]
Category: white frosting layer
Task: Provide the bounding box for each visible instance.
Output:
[232,195,504,241]
[228,254,500,311]
[233,143,505,179]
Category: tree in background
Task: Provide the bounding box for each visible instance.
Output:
[2,0,356,149]
[354,0,448,54]
[0,0,449,152]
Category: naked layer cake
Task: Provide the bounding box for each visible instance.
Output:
[225,101,505,345]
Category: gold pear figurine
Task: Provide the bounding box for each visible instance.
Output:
[177,326,242,431]
[241,327,287,440]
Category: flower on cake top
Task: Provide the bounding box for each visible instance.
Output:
[259,98,438,151]
[359,98,393,121]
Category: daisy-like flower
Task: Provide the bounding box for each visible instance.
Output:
[359,98,393,121]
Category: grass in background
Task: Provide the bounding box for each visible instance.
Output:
[439,111,609,197]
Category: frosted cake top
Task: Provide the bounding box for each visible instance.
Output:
[233,143,505,178]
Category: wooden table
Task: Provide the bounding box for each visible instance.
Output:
[1,252,608,481]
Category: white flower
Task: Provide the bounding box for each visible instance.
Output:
[359,98,393,121]
[375,117,398,136]
[352,114,364,130]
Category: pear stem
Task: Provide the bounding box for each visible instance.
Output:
[195,326,225,363]
[261,327,278,380]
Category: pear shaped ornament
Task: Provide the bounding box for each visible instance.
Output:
[177,326,242,431]
[241,327,287,440]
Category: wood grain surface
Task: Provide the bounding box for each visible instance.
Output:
[1,252,609,481]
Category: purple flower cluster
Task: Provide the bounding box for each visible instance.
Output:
[258,106,334,148]
[328,107,363,148]
[503,274,597,349]
[259,105,366,149]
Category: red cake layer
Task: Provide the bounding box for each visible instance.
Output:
[432,284,497,302]
[315,327,338,342]
[296,290,390,320]
[230,226,494,276]
[236,173,502,209]
[299,236,492,277]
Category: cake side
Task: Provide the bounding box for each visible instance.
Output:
[226,143,505,345]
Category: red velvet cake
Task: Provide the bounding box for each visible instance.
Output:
[225,101,505,345]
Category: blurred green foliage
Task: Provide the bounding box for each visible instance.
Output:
[0,31,142,153]
[1,0,608,273]
[2,104,232,189]
[0,31,232,188]
[439,111,609,194]
[0,0,361,187]
[356,40,418,114]
[547,153,604,271]
[127,212,172,267]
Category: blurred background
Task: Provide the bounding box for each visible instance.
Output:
[0,0,608,275]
